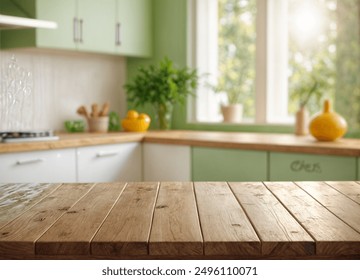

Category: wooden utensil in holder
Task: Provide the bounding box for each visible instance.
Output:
[77,103,110,133]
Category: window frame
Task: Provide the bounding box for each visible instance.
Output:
[187,0,294,125]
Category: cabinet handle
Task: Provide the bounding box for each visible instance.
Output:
[79,19,84,43]
[16,158,44,165]
[73,17,78,43]
[96,151,119,158]
[115,22,121,46]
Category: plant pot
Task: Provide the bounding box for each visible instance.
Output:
[154,102,173,130]
[295,106,309,136]
[221,104,243,123]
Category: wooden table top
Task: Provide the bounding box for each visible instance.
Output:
[0,181,360,260]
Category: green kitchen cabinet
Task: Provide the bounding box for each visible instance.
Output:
[192,147,267,181]
[35,0,77,50]
[269,152,357,181]
[115,0,152,57]
[0,0,113,52]
[0,0,78,50]
[77,0,116,54]
[0,0,152,57]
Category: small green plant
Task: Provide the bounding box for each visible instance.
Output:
[209,78,242,105]
[290,75,326,116]
[124,57,198,129]
[290,59,332,113]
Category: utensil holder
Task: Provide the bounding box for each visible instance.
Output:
[88,117,109,133]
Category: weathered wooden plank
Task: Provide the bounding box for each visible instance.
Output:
[91,182,159,256]
[296,181,360,234]
[0,183,93,255]
[266,182,360,257]
[325,181,360,205]
[35,182,126,255]
[0,183,61,229]
[149,182,203,256]
[194,182,260,256]
[229,182,315,257]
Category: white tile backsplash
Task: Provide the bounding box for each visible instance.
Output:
[0,49,126,131]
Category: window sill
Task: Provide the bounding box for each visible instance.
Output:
[179,121,295,134]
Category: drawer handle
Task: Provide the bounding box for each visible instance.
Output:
[16,158,44,165]
[96,151,119,158]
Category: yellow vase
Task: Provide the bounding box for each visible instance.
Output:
[309,100,347,141]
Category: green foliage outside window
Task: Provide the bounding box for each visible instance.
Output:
[216,0,359,129]
[288,0,337,115]
[335,0,360,132]
[216,0,256,118]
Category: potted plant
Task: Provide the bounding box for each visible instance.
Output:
[125,57,198,130]
[211,83,244,123]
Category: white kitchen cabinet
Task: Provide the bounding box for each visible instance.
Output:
[77,142,142,182]
[0,148,77,183]
[143,143,191,181]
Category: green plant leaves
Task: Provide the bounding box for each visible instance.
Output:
[124,57,198,108]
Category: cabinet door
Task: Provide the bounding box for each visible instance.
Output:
[143,143,191,181]
[0,149,77,183]
[270,152,357,181]
[77,0,116,53]
[192,147,267,181]
[77,143,142,182]
[36,0,77,50]
[116,0,152,57]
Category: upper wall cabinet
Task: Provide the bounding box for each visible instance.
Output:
[115,0,152,57]
[0,0,152,57]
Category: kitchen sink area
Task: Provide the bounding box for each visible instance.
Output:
[0,130,59,143]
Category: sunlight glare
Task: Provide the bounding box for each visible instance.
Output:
[290,2,325,45]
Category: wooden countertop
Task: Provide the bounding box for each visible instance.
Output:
[144,131,360,156]
[0,132,145,154]
[0,181,359,260]
[1,130,360,156]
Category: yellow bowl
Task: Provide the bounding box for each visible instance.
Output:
[121,118,150,132]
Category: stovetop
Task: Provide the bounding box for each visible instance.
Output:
[0,130,59,143]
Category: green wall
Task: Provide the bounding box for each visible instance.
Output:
[126,0,187,130]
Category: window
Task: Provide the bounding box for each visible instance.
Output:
[189,0,360,128]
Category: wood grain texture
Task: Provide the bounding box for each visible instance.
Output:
[36,183,126,255]
[144,131,360,156]
[91,182,159,256]
[149,182,203,256]
[0,132,144,154]
[296,181,360,233]
[326,181,360,204]
[0,183,93,255]
[2,130,360,156]
[194,182,260,256]
[0,183,61,229]
[1,182,360,259]
[265,182,360,257]
[229,182,315,256]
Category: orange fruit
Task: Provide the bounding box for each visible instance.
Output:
[126,110,139,120]
[138,113,151,123]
